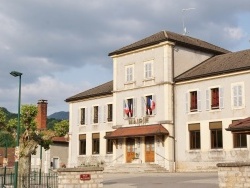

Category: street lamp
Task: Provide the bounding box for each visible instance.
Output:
[10,71,22,188]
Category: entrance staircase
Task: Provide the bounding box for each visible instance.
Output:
[104,163,168,173]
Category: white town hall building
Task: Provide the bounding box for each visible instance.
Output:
[65,30,250,172]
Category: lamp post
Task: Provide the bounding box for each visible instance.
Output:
[10,71,22,188]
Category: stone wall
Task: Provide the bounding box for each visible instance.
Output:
[217,162,250,188]
[57,167,104,188]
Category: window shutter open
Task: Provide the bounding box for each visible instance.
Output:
[206,89,210,110]
[197,90,201,112]
[185,92,188,113]
[133,98,137,117]
[103,105,107,123]
[233,85,238,107]
[219,87,224,109]
[85,107,88,125]
[141,97,145,117]
[123,100,127,119]
[98,106,101,123]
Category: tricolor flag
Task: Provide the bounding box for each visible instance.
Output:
[150,99,155,111]
[124,102,129,114]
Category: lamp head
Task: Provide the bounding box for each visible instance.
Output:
[10,71,22,77]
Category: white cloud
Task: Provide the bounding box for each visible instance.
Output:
[224,27,246,40]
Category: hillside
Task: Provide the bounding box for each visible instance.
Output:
[48,111,69,120]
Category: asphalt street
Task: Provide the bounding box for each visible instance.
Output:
[103,172,218,188]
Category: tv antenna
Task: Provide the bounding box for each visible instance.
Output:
[182,8,195,35]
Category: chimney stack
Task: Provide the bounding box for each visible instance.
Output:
[36,99,48,130]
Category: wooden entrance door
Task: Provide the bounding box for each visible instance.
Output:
[126,138,135,163]
[145,136,155,162]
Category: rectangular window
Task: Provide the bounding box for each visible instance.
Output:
[79,134,86,155]
[190,91,198,112]
[107,104,113,122]
[210,121,223,149]
[80,108,85,125]
[126,66,133,82]
[211,88,219,109]
[232,120,247,148]
[144,61,153,79]
[232,83,244,108]
[206,87,223,110]
[106,132,113,154]
[145,95,156,115]
[124,98,134,118]
[188,123,200,149]
[92,133,100,154]
[93,106,98,124]
[233,134,247,148]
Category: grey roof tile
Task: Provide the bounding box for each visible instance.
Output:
[175,49,250,82]
[65,81,113,102]
[109,30,230,56]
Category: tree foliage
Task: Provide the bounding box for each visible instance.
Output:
[53,119,69,137]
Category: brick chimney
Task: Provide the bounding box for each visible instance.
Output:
[36,99,48,130]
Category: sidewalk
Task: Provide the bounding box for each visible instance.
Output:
[103,172,218,188]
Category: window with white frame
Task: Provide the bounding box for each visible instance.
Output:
[232,120,247,148]
[185,90,201,113]
[79,134,86,155]
[142,95,156,116]
[144,60,153,79]
[107,104,113,122]
[231,83,244,109]
[80,108,86,125]
[125,65,134,82]
[209,121,223,149]
[123,98,136,118]
[206,87,224,110]
[188,123,201,150]
[93,106,99,124]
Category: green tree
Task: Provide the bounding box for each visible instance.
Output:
[0,105,57,187]
[18,104,56,187]
[53,120,69,137]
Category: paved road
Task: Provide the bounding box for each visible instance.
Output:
[103,172,218,188]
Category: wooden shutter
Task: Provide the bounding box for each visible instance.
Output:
[197,90,201,112]
[98,106,101,123]
[206,89,210,110]
[233,85,238,107]
[185,92,189,113]
[219,87,224,109]
[103,105,107,123]
[141,97,145,117]
[85,107,88,125]
[133,98,137,117]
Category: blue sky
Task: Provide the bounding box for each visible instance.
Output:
[0,0,249,115]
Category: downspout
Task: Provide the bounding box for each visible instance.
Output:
[172,45,176,172]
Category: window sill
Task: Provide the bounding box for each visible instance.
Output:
[143,77,155,82]
[232,106,245,110]
[124,81,135,85]
[187,149,201,153]
[232,147,248,150]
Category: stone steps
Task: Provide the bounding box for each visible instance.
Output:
[104,163,168,173]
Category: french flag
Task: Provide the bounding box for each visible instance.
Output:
[124,102,129,114]
[150,99,155,110]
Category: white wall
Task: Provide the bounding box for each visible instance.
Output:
[175,71,250,171]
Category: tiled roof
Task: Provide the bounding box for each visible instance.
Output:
[109,30,230,56]
[105,124,169,139]
[65,81,113,102]
[175,49,250,82]
[226,117,250,133]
